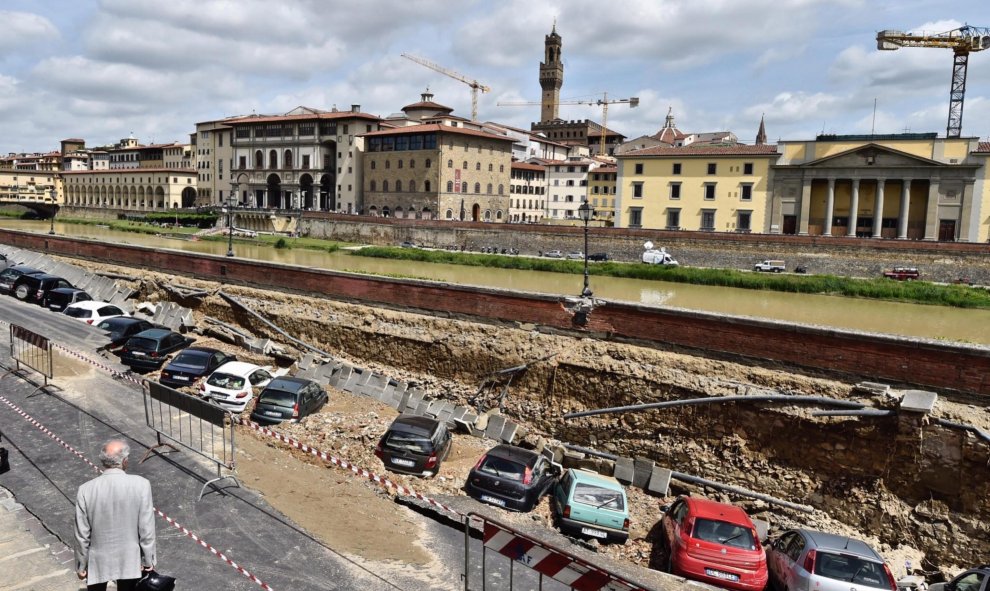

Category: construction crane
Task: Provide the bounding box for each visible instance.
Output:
[401,53,491,121]
[877,25,990,138]
[498,92,639,155]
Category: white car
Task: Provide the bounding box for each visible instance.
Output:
[63,301,130,325]
[199,361,286,413]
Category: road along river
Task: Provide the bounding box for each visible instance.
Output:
[3,218,990,344]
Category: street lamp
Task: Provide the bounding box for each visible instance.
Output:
[577,200,594,297]
[48,188,57,235]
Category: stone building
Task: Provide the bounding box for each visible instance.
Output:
[588,165,617,223]
[62,168,197,210]
[542,157,604,221]
[509,161,546,223]
[191,118,235,207]
[362,123,514,221]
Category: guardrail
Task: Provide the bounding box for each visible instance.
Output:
[5,324,54,396]
[142,381,239,500]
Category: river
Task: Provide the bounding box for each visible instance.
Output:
[3,219,989,344]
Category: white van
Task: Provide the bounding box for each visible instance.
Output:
[642,249,679,266]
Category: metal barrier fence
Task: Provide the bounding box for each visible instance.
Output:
[463,513,652,591]
[6,324,54,395]
[142,381,240,500]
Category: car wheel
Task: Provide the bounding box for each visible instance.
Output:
[13,284,30,300]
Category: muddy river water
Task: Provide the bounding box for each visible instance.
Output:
[4,219,989,344]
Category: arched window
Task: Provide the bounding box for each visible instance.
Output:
[395,180,402,191]
[461,182,467,193]
[383,180,389,192]
[496,210,503,220]
[475,162,481,171]
[371,161,376,170]
[474,182,481,194]
[463,161,468,169]
[370,180,376,191]
[424,180,431,192]
[409,159,415,168]
[254,150,264,168]
[398,160,403,169]
[445,209,454,219]
[447,159,453,168]
[499,164,504,172]
[385,160,391,169]
[486,183,493,194]
[447,181,454,192]
[409,180,416,192]
[284,149,293,169]
[425,158,432,168]
[484,210,492,221]
[488,163,493,172]
[269,150,278,169]
[498,184,504,195]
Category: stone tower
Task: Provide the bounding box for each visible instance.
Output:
[540,23,563,123]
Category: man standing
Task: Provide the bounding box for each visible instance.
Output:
[75,439,156,591]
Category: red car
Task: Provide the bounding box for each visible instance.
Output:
[659,496,768,591]
[882,267,920,280]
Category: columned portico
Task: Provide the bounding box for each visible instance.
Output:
[872,179,885,238]
[924,178,940,241]
[898,179,911,239]
[847,179,860,237]
[824,178,835,236]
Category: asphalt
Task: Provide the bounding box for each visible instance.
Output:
[0,486,81,591]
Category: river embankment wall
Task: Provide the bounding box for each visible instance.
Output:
[4,227,988,396]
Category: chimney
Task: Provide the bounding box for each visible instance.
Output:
[351,104,360,113]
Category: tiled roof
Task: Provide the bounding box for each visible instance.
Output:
[225,111,381,125]
[594,166,617,173]
[61,138,86,143]
[361,123,514,142]
[511,162,544,171]
[539,159,591,167]
[623,144,779,157]
[402,100,453,112]
[975,142,990,153]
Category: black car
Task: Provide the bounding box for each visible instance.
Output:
[11,273,73,305]
[43,287,92,312]
[96,317,159,351]
[466,444,558,511]
[159,347,236,390]
[249,377,327,425]
[119,328,195,372]
[0,265,44,295]
[374,415,452,478]
[588,252,611,262]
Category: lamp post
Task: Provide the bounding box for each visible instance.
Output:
[48,188,57,235]
[577,201,593,297]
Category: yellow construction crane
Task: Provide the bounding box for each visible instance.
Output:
[877,25,989,138]
[401,53,491,121]
[498,92,639,155]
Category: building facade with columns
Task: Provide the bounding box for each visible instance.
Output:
[772,134,989,242]
[62,169,197,211]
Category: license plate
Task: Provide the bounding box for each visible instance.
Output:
[480,495,507,507]
[132,351,146,357]
[705,568,740,582]
[263,411,281,417]
[580,527,607,539]
[391,457,415,467]
[173,376,188,381]
[48,304,60,310]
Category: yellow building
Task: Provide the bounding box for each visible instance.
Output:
[615,144,778,231]
[63,169,197,210]
[773,134,988,242]
[587,165,616,224]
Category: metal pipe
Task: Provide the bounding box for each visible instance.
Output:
[562,444,814,513]
[812,409,896,417]
[218,291,334,358]
[564,395,866,420]
[934,418,990,443]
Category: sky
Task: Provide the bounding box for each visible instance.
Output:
[1,0,988,155]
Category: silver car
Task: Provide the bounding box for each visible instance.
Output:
[767,529,896,591]
[929,567,989,591]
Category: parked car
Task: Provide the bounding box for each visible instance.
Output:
[248,376,327,425]
[566,251,585,260]
[158,346,236,390]
[928,566,989,591]
[11,273,74,305]
[588,252,611,262]
[118,328,195,372]
[96,317,159,351]
[374,415,452,478]
[62,301,129,325]
[199,361,280,413]
[551,468,629,543]
[659,495,768,591]
[0,265,44,295]
[767,528,897,591]
[542,250,564,258]
[43,287,92,312]
[466,444,558,512]
[399,240,418,248]
[882,267,920,280]
[642,248,679,266]
[0,252,12,271]
[754,259,786,273]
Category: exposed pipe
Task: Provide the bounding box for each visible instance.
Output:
[933,418,990,444]
[218,291,333,358]
[812,409,896,417]
[564,395,866,420]
[562,444,814,514]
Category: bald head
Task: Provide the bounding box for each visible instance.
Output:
[99,439,130,470]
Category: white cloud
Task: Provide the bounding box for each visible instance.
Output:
[0,11,59,54]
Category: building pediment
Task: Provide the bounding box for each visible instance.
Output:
[802,143,945,168]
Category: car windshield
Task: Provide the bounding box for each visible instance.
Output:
[572,482,624,510]
[63,307,92,319]
[383,431,432,454]
[814,552,886,588]
[208,373,246,389]
[478,456,526,481]
[692,518,756,550]
[257,389,296,407]
[171,352,208,368]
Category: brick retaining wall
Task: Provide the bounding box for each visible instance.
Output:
[6,227,988,395]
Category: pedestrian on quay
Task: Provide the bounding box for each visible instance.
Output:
[74,438,156,591]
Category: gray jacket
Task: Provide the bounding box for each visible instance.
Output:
[74,469,157,584]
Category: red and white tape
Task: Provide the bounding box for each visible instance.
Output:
[239,418,465,518]
[0,394,275,591]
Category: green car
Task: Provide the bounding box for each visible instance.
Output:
[552,468,629,544]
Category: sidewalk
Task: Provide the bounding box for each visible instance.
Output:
[0,486,81,591]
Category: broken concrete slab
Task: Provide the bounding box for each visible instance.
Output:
[613,457,635,485]
[485,414,507,440]
[499,421,519,444]
[901,390,938,414]
[632,456,654,489]
[648,467,672,496]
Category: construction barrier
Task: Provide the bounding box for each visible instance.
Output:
[143,381,239,500]
[6,324,54,394]
[464,513,652,591]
